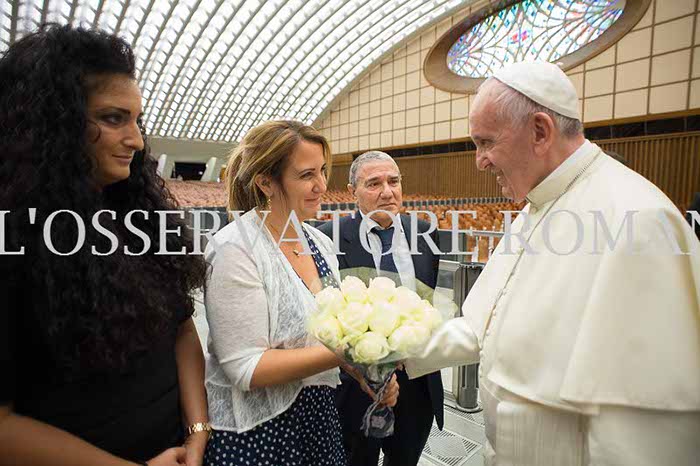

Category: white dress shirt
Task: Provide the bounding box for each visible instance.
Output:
[358,210,417,291]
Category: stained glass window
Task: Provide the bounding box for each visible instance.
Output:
[447,0,625,78]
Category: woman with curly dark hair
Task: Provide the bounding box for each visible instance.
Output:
[0,24,209,466]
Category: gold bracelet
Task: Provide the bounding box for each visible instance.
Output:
[186,422,212,440]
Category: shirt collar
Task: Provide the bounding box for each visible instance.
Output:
[359,210,403,233]
[540,139,592,185]
[526,140,600,208]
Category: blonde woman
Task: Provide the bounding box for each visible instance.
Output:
[203,121,398,466]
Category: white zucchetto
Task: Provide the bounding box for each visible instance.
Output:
[493,61,581,121]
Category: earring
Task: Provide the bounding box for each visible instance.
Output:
[266,195,272,210]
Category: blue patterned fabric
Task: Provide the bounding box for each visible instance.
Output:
[204,386,347,466]
[303,227,339,289]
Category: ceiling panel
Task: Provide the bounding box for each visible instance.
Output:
[1,0,472,142]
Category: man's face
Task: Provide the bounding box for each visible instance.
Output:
[350,160,403,225]
[470,91,535,202]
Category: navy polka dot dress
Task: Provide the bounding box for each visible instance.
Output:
[204,232,346,466]
[304,228,339,290]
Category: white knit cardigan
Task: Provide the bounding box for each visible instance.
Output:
[203,210,341,432]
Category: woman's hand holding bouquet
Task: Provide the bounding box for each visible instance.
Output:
[309,275,443,437]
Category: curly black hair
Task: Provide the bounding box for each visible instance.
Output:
[0,24,207,374]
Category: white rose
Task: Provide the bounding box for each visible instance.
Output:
[337,301,373,336]
[341,276,369,303]
[421,302,444,330]
[368,300,401,337]
[393,286,423,318]
[309,312,344,349]
[315,287,346,316]
[405,301,443,330]
[351,331,391,364]
[388,324,430,355]
[367,276,397,303]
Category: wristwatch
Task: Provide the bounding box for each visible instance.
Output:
[187,422,213,440]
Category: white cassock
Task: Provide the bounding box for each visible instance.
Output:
[406,140,700,466]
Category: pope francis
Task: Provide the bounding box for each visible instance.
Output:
[406,61,700,466]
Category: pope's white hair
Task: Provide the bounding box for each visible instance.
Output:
[348,150,398,187]
[479,77,583,138]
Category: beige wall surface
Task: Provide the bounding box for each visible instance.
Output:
[318,0,700,157]
[325,131,700,211]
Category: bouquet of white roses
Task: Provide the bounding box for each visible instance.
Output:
[308,274,445,437]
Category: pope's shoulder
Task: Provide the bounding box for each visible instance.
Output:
[580,153,680,217]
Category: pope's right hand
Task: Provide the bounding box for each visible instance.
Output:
[146,446,187,465]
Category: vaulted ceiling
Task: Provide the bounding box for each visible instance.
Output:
[2,0,472,142]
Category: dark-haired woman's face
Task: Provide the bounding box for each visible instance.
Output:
[85,74,144,188]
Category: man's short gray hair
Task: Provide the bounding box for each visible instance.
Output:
[348,151,397,187]
[480,77,584,138]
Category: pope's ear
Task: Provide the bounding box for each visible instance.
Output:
[347,183,355,196]
[532,112,555,154]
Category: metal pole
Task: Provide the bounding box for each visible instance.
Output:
[450,262,483,413]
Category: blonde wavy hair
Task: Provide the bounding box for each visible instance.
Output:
[225,120,332,213]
